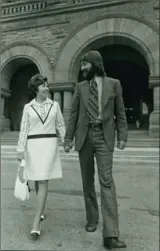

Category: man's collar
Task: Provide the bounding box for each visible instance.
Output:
[90,76,102,85]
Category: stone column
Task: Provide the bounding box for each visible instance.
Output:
[49,82,76,122]
[0,96,5,132]
[54,92,62,110]
[0,88,11,132]
[149,76,160,138]
[63,91,72,125]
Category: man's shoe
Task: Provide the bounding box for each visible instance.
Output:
[85,223,97,232]
[103,238,127,249]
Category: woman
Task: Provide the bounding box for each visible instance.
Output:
[17,74,65,238]
[34,86,54,211]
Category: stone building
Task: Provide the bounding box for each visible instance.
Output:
[0,0,159,137]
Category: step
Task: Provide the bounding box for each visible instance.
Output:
[1,145,159,152]
[1,150,158,157]
[1,131,159,148]
[1,146,159,165]
[1,157,159,165]
[2,142,158,147]
[1,136,158,141]
[2,150,158,155]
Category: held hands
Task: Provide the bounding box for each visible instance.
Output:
[63,139,73,153]
[64,146,72,153]
[117,141,126,150]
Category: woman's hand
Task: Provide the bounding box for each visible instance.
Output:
[17,152,24,161]
[63,139,73,153]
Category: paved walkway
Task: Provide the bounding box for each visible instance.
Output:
[1,148,159,250]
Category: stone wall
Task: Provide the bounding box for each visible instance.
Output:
[1,0,159,69]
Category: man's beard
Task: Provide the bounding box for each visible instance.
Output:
[81,67,95,81]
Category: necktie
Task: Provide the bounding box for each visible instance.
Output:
[88,80,99,121]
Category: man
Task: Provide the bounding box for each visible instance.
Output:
[64,51,127,250]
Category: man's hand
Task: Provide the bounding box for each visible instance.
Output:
[117,141,126,150]
[64,146,72,153]
[17,152,24,161]
[64,139,73,153]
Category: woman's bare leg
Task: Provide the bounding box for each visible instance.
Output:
[35,181,39,194]
[35,181,45,218]
[32,180,48,231]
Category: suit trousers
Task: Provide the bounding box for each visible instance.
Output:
[78,126,119,238]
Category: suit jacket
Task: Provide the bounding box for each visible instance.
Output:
[65,77,128,152]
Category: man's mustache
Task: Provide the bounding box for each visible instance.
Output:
[81,69,89,73]
[80,68,95,81]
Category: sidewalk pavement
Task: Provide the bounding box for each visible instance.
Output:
[1,156,159,250]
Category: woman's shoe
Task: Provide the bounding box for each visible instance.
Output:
[40,214,45,221]
[30,229,41,236]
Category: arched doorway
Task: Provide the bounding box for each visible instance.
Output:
[78,44,153,130]
[54,15,159,136]
[0,42,54,131]
[2,58,39,131]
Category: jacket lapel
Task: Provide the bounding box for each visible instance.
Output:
[81,78,113,110]
[81,80,90,108]
[102,77,113,110]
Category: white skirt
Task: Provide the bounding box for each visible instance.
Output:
[24,137,62,181]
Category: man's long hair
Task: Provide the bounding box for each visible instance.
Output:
[92,63,106,77]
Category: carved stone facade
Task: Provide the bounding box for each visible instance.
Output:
[0,0,159,136]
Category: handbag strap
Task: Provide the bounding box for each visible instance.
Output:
[17,161,28,183]
[17,159,25,173]
[17,166,21,175]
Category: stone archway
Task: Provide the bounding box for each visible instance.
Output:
[0,42,54,131]
[54,15,159,81]
[54,15,159,137]
[0,42,53,83]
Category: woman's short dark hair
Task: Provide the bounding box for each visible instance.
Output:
[28,74,48,100]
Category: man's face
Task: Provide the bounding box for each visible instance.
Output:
[81,61,94,80]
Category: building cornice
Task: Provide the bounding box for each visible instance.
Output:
[149,76,160,88]
[1,88,12,97]
[49,82,76,92]
[1,0,150,23]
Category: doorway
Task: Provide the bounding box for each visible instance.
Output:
[3,58,39,131]
[100,45,153,129]
[79,44,153,130]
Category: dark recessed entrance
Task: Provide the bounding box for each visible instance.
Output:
[3,58,39,131]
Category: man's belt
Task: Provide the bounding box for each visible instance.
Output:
[89,123,103,130]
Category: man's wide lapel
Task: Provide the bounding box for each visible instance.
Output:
[102,77,113,109]
[81,80,90,108]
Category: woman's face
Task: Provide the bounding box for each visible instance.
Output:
[37,81,49,98]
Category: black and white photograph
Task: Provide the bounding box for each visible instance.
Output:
[0,0,159,250]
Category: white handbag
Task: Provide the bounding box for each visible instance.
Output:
[14,159,30,201]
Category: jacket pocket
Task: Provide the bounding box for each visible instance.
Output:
[109,93,116,99]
